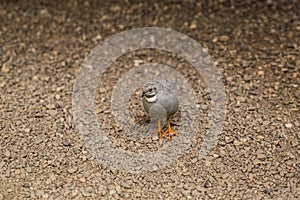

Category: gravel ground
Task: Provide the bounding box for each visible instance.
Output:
[0,0,299,199]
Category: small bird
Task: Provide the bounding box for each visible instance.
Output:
[141,78,178,140]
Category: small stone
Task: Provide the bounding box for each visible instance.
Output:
[225,136,233,143]
[79,177,86,183]
[212,153,219,158]
[189,21,197,29]
[182,189,191,197]
[152,134,159,141]
[285,123,293,128]
[67,166,78,174]
[253,159,260,165]
[24,128,31,133]
[191,157,198,163]
[4,150,11,158]
[294,59,300,69]
[42,193,49,199]
[226,76,233,82]
[177,183,184,189]
[134,59,143,67]
[60,61,66,67]
[55,94,61,100]
[98,185,107,195]
[36,190,44,196]
[39,9,51,17]
[200,104,208,110]
[81,187,92,197]
[191,189,201,197]
[35,138,43,144]
[120,181,131,189]
[219,35,229,42]
[204,180,211,188]
[93,34,102,42]
[257,70,264,76]
[55,102,61,108]
[207,193,215,198]
[109,189,116,195]
[56,86,64,92]
[257,153,266,159]
[263,188,271,196]
[49,174,56,182]
[1,64,10,73]
[22,183,30,189]
[48,110,58,117]
[46,104,56,109]
[0,161,5,169]
[62,141,72,147]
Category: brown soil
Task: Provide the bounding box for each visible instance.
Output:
[0,0,299,199]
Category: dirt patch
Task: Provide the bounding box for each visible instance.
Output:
[0,0,299,199]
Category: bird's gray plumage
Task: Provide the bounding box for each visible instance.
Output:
[142,78,178,120]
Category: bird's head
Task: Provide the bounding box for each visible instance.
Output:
[141,82,157,102]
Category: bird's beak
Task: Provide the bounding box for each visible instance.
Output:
[141,91,145,98]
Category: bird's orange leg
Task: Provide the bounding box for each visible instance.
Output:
[165,118,177,140]
[157,120,165,138]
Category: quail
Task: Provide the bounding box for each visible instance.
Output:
[141,78,178,140]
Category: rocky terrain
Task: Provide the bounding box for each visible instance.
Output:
[0,0,299,199]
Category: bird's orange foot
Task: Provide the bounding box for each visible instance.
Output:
[164,119,177,140]
[157,120,166,139]
[155,119,177,140]
[158,129,166,139]
[165,127,177,140]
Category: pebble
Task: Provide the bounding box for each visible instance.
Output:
[257,70,264,76]
[36,190,44,196]
[79,177,86,183]
[219,35,229,42]
[98,185,107,195]
[55,94,61,100]
[257,153,266,159]
[120,181,131,189]
[204,180,211,188]
[152,134,159,141]
[1,64,10,73]
[285,123,293,128]
[200,104,208,110]
[4,150,11,158]
[207,193,215,198]
[226,76,233,82]
[134,59,144,67]
[67,166,78,174]
[62,141,72,147]
[109,189,116,196]
[22,183,30,189]
[191,189,201,197]
[24,128,31,133]
[81,187,92,197]
[49,174,56,182]
[48,110,58,117]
